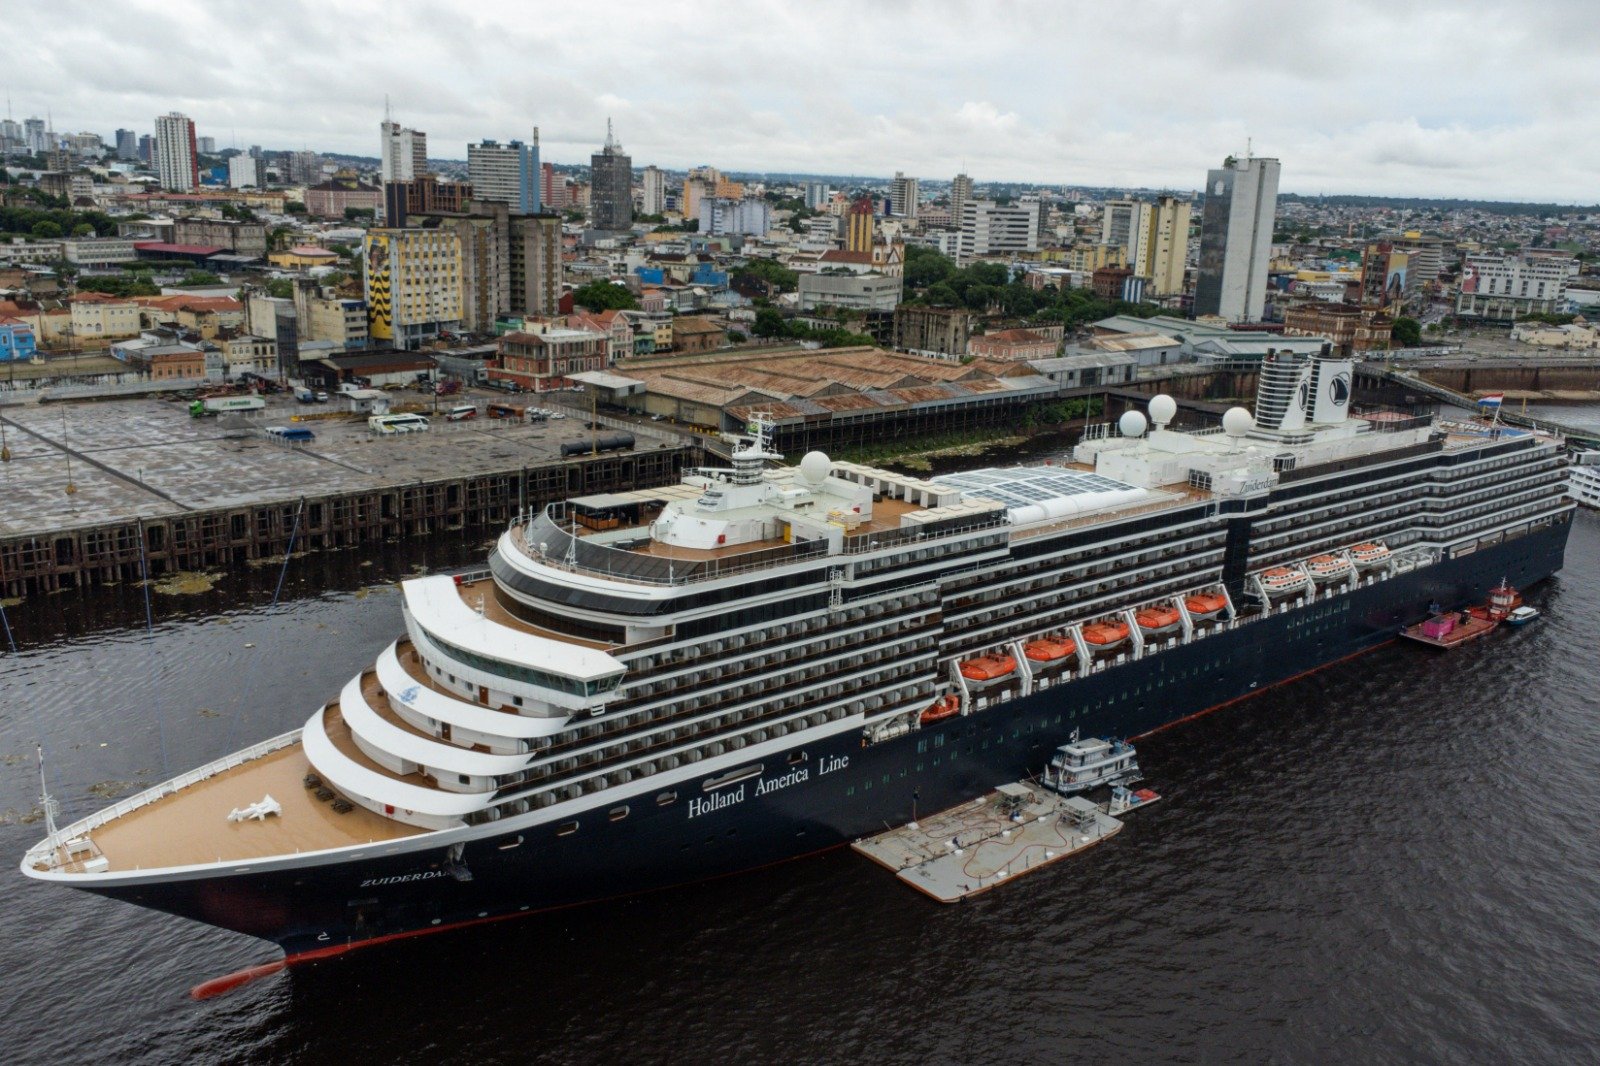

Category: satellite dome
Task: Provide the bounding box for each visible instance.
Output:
[799,450,832,486]
[1148,394,1177,428]
[1118,410,1148,438]
[1222,407,1255,438]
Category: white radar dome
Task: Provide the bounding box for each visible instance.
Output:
[1148,394,1177,428]
[1118,410,1148,438]
[799,450,832,486]
[1222,406,1255,438]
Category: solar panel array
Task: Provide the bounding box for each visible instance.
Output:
[936,467,1139,508]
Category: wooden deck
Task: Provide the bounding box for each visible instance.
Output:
[455,577,616,650]
[66,742,424,873]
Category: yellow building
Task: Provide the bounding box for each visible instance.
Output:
[269,245,340,270]
[846,196,876,254]
[362,228,464,349]
[1142,196,1191,297]
[67,293,142,342]
[1066,243,1126,272]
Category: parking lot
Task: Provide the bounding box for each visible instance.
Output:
[0,390,598,537]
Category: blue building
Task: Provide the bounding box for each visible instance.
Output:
[467,137,541,214]
[690,263,728,288]
[0,319,39,361]
[634,266,666,285]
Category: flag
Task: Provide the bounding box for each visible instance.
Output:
[1478,393,1503,408]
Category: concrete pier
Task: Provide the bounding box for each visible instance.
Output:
[0,394,697,598]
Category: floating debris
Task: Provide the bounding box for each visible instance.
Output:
[0,805,46,826]
[87,779,142,799]
[197,708,220,718]
[151,571,223,596]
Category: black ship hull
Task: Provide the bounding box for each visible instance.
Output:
[85,521,1570,958]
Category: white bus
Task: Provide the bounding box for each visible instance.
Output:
[367,413,431,435]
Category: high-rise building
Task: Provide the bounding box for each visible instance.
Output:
[115,129,138,160]
[1101,200,1154,275]
[540,163,568,212]
[949,173,973,227]
[380,118,428,183]
[846,195,876,253]
[681,177,711,221]
[957,199,1040,260]
[640,166,667,215]
[406,201,564,326]
[138,134,154,163]
[803,181,830,211]
[362,228,464,349]
[467,136,541,213]
[890,172,919,219]
[153,111,199,192]
[285,150,320,185]
[24,117,45,154]
[197,136,216,155]
[1144,195,1192,298]
[228,153,265,189]
[1194,155,1280,322]
[509,213,563,317]
[382,173,474,228]
[698,197,771,237]
[589,120,633,231]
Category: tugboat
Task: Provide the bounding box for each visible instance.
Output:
[1041,731,1141,794]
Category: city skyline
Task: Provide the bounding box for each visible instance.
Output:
[7,0,1600,202]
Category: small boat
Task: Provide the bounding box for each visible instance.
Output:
[1042,733,1141,794]
[1350,542,1391,570]
[1184,592,1228,621]
[1401,608,1497,649]
[1259,566,1310,597]
[920,694,961,725]
[1485,580,1523,621]
[959,653,1016,683]
[1504,605,1540,626]
[1023,636,1077,663]
[1306,554,1352,582]
[1134,604,1182,636]
[1081,620,1130,652]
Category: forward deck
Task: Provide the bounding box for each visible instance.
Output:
[39,742,425,875]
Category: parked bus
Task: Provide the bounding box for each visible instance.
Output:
[265,426,316,442]
[368,413,431,435]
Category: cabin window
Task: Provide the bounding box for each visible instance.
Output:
[512,696,524,707]
[656,790,678,806]
[609,806,629,822]
[457,774,471,785]
[702,764,763,791]
[787,750,807,765]
[556,821,579,837]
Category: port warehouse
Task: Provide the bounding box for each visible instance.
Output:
[585,346,1141,454]
[0,447,693,599]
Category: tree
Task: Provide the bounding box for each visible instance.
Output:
[178,270,224,287]
[904,245,957,289]
[344,207,375,221]
[31,220,63,239]
[284,202,307,215]
[753,307,787,338]
[1391,316,1422,347]
[264,278,295,299]
[572,280,639,312]
[733,257,799,294]
[71,222,94,237]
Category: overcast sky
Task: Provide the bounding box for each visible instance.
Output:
[10,0,1599,202]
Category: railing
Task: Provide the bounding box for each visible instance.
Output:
[24,730,302,873]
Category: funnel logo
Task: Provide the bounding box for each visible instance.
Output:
[1328,372,1351,407]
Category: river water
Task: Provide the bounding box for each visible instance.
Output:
[2,515,1598,1064]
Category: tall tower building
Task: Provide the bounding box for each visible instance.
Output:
[1194,155,1280,322]
[115,129,138,160]
[467,136,541,213]
[540,162,568,212]
[640,165,667,215]
[949,173,973,225]
[23,117,45,154]
[846,195,876,253]
[589,119,633,231]
[1101,200,1154,276]
[890,171,919,219]
[197,136,216,155]
[362,228,464,350]
[1144,195,1192,297]
[380,116,428,183]
[804,181,829,210]
[153,111,199,192]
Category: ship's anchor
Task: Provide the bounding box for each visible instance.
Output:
[444,842,473,882]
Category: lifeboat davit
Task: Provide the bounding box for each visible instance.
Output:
[1081,620,1131,652]
[1134,605,1182,636]
[1260,566,1310,597]
[1023,636,1078,663]
[920,694,961,725]
[1350,542,1392,570]
[959,653,1017,683]
[1307,554,1353,582]
[1184,592,1228,621]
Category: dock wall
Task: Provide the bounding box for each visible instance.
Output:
[0,446,697,598]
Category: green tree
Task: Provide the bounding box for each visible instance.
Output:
[1391,316,1422,347]
[733,257,799,293]
[178,270,224,287]
[904,245,957,289]
[343,207,375,221]
[71,222,94,237]
[753,307,787,338]
[572,280,639,312]
[264,278,296,299]
[284,202,307,215]
[30,220,63,239]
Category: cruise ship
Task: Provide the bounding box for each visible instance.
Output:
[21,353,1574,961]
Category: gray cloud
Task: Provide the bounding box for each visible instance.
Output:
[11,0,1599,201]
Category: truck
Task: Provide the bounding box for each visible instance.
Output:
[189,396,267,417]
[294,387,316,404]
[265,426,316,442]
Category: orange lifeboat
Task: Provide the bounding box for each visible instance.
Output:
[1023,636,1078,663]
[920,695,961,725]
[1134,605,1182,636]
[1081,620,1130,651]
[1184,592,1228,620]
[959,653,1017,682]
